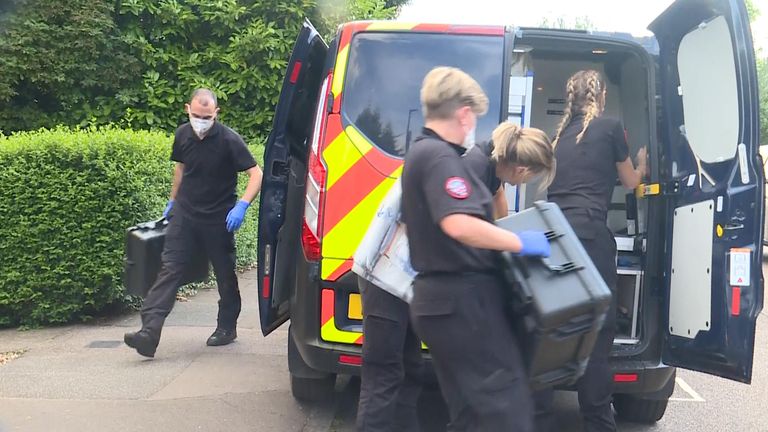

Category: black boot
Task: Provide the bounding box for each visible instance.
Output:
[124,330,158,358]
[206,328,237,346]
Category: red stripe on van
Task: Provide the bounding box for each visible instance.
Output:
[323,158,388,232]
[449,25,505,36]
[412,23,451,33]
[321,289,334,326]
[322,146,402,233]
[327,260,353,281]
[339,22,370,51]
[323,115,343,150]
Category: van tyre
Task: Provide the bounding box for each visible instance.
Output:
[290,373,336,402]
[287,325,336,402]
[613,394,669,424]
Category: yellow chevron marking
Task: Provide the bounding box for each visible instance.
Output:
[321,319,362,344]
[323,132,364,190]
[322,167,402,260]
[332,45,349,98]
[342,125,375,157]
[365,22,419,31]
[321,258,346,281]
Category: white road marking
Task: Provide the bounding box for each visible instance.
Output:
[669,377,706,402]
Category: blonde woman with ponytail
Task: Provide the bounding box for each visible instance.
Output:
[539,70,648,432]
[490,122,556,191]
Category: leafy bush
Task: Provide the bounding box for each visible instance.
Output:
[0,128,263,327]
[0,128,170,326]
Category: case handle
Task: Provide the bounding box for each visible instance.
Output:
[135,217,168,230]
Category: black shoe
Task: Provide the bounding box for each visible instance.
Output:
[206,328,237,346]
[124,331,158,358]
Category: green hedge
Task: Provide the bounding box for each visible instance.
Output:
[0,128,263,327]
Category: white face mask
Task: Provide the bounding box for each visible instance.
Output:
[461,125,477,153]
[190,117,214,138]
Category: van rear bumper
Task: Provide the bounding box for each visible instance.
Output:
[292,329,675,400]
[291,327,364,377]
[610,361,676,398]
[291,315,674,399]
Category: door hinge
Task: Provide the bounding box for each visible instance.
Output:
[635,181,680,199]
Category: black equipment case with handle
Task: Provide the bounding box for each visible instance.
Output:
[123,218,209,297]
[496,201,612,390]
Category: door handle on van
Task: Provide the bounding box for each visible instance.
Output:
[723,222,744,231]
[270,160,290,179]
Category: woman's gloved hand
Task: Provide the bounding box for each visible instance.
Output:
[517,231,551,257]
[226,200,250,232]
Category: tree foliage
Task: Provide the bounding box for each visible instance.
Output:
[0,0,141,132]
[538,16,595,31]
[0,0,400,140]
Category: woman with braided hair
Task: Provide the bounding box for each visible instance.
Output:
[539,70,647,432]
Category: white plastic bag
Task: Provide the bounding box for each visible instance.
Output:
[352,179,417,303]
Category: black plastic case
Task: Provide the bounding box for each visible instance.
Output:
[496,201,612,390]
[123,218,208,297]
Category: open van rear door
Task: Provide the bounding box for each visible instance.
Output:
[650,0,763,383]
[257,20,328,336]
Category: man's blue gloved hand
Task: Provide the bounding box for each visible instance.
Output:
[226,200,250,232]
[163,200,174,220]
[517,231,551,257]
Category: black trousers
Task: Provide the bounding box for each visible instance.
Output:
[140,211,240,341]
[410,273,533,432]
[356,278,423,432]
[535,209,618,432]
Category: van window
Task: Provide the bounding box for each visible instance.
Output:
[677,15,739,164]
[343,33,504,157]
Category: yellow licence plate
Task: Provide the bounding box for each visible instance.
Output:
[348,293,363,320]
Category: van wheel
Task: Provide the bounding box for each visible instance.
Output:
[290,373,336,402]
[613,394,669,424]
[287,325,336,402]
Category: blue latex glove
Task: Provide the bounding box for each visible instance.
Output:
[226,200,250,232]
[517,231,551,257]
[163,200,174,220]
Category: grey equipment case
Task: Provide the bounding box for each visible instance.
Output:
[496,201,612,390]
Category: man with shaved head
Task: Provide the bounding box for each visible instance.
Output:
[125,88,263,357]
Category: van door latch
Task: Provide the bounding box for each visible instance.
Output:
[635,181,680,199]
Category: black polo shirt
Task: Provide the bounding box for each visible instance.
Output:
[402,128,496,274]
[171,122,257,223]
[465,141,502,195]
[547,115,629,217]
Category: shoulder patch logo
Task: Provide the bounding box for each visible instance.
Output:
[445,177,471,200]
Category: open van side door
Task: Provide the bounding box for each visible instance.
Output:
[257,20,328,336]
[650,0,763,383]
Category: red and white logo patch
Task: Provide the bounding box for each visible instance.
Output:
[445,177,471,200]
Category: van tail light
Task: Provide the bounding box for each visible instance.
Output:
[338,354,363,366]
[301,74,332,262]
[614,373,638,383]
